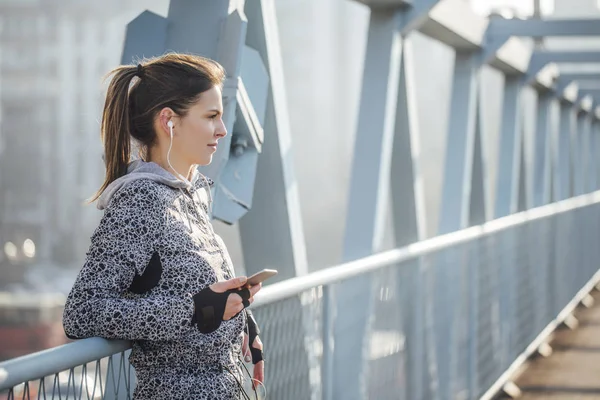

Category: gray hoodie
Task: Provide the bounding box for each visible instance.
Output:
[97,159,212,210]
[63,160,248,399]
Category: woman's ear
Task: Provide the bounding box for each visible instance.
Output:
[158,107,176,136]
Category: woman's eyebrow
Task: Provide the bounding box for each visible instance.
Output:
[207,108,222,114]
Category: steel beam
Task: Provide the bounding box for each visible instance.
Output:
[399,0,443,34]
[554,78,578,96]
[436,52,489,400]
[563,83,581,104]
[558,72,600,83]
[574,98,596,194]
[579,88,600,99]
[532,64,560,92]
[574,110,588,195]
[583,111,596,193]
[488,18,600,38]
[554,75,600,105]
[334,9,405,399]
[555,101,575,200]
[533,94,553,207]
[438,52,486,233]
[417,0,487,51]
[213,14,268,224]
[593,120,600,190]
[392,38,427,246]
[485,18,600,69]
[121,11,168,63]
[469,104,489,224]
[341,10,403,263]
[578,83,600,90]
[577,93,600,110]
[405,0,442,16]
[495,76,526,218]
[550,100,561,203]
[580,95,595,113]
[391,38,428,400]
[238,0,308,280]
[386,0,544,84]
[487,37,532,76]
[350,0,442,33]
[528,51,600,78]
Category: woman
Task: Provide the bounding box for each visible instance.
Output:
[63,53,265,399]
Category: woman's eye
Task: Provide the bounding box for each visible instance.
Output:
[210,114,218,119]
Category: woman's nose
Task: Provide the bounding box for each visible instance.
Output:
[216,120,227,138]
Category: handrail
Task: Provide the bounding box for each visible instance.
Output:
[1,190,599,391]
[252,191,600,307]
[0,338,130,390]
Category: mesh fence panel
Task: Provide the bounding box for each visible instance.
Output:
[251,289,323,400]
[2,351,134,400]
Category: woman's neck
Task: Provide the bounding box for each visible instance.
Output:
[148,148,194,181]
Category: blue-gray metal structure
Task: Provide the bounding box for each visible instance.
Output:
[3,195,600,400]
[331,0,600,397]
[121,0,309,283]
[3,1,600,400]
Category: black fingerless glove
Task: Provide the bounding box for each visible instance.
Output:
[246,309,264,364]
[191,287,252,334]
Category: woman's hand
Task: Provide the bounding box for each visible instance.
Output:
[243,333,265,389]
[209,277,262,320]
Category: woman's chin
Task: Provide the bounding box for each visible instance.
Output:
[195,155,213,166]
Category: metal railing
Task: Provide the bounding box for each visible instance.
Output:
[2,192,600,399]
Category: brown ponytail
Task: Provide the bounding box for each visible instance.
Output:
[90,66,138,202]
[90,53,226,203]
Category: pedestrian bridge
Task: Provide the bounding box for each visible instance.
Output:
[2,196,600,400]
[3,0,600,399]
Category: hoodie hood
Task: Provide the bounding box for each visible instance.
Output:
[97,160,213,210]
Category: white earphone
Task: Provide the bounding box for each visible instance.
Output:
[166,119,191,185]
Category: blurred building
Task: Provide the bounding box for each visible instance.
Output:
[0,0,165,288]
[0,0,168,361]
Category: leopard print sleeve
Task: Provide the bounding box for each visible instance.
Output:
[62,179,195,341]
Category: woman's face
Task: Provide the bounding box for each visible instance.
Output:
[172,85,227,166]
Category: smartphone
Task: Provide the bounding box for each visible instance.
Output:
[246,269,278,286]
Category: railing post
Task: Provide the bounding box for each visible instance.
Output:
[532,93,552,207]
[495,76,527,218]
[468,243,480,398]
[556,101,575,200]
[322,285,334,400]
